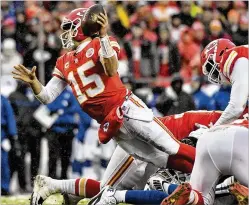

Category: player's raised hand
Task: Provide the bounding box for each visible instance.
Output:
[96,10,108,37]
[12,65,37,84]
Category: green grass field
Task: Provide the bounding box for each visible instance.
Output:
[0,194,88,205]
[0,194,129,205]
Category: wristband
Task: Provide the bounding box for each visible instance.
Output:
[100,35,115,58]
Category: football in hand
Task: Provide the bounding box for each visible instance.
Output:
[82,4,105,37]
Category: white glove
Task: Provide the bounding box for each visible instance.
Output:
[1,139,11,152]
[189,123,209,140]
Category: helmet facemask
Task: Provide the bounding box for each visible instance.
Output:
[202,54,222,84]
[60,17,81,49]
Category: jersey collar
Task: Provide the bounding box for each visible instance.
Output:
[75,37,92,54]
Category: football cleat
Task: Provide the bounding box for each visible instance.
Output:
[161,183,191,205]
[149,169,190,193]
[88,186,117,205]
[30,175,58,205]
[229,182,248,205]
[62,193,84,205]
[148,172,169,192]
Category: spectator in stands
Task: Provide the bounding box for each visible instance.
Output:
[8,82,30,193]
[152,1,179,23]
[1,38,23,76]
[216,1,232,18]
[125,21,158,78]
[191,21,209,49]
[227,9,240,34]
[46,88,79,179]
[15,10,29,54]
[157,26,181,76]
[178,28,201,78]
[232,15,248,45]
[212,84,232,111]
[207,19,232,42]
[1,1,15,20]
[178,2,195,26]
[1,38,22,97]
[109,1,129,39]
[23,17,60,83]
[1,17,16,41]
[233,1,248,16]
[156,73,196,115]
[9,82,42,188]
[1,95,18,195]
[170,14,187,42]
[191,76,216,110]
[201,7,214,32]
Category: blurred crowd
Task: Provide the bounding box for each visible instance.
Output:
[1,1,248,81]
[1,0,248,195]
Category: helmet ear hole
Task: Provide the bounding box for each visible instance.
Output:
[219,50,224,56]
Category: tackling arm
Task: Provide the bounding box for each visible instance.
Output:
[215,58,249,125]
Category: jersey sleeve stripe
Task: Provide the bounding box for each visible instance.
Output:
[52,73,65,81]
[223,51,238,77]
[110,41,120,51]
[53,67,64,78]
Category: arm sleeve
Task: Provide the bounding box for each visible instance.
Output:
[35,76,67,104]
[215,57,248,126]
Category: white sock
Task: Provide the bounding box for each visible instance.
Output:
[215,176,234,195]
[51,179,76,194]
[188,190,195,204]
[114,190,127,203]
[162,183,170,194]
[187,190,200,205]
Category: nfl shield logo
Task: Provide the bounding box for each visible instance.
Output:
[103,122,110,132]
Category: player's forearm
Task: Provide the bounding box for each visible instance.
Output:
[34,76,67,104]
[100,35,118,76]
[102,56,118,76]
[215,60,248,126]
[215,84,248,125]
[29,78,43,95]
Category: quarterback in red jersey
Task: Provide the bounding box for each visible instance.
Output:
[13,5,196,205]
[201,39,248,126]
[13,5,194,166]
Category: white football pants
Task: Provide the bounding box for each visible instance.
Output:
[190,125,248,205]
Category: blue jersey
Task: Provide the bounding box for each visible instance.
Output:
[76,110,92,142]
[212,86,231,111]
[47,88,80,133]
[1,95,17,140]
[193,90,216,110]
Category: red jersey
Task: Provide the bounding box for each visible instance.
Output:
[53,37,127,123]
[158,111,222,140]
[228,119,248,128]
[220,45,248,81]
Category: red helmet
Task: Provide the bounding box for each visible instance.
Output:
[60,8,88,49]
[201,38,235,84]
